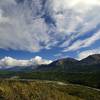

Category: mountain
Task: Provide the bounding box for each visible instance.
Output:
[1,54,100,72]
[36,54,100,72]
[34,58,77,71]
[80,54,100,65]
[0,65,37,72]
[50,58,78,66]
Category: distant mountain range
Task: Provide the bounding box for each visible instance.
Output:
[1,54,100,72]
[35,54,100,72]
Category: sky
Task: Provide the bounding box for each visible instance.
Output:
[0,0,100,67]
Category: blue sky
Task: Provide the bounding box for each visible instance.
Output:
[0,0,100,64]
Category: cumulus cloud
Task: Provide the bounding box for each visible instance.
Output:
[31,56,52,65]
[77,48,100,60]
[0,0,100,53]
[0,56,52,68]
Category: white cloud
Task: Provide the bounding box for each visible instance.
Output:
[0,0,51,52]
[0,56,52,68]
[63,31,100,52]
[47,0,100,49]
[31,56,52,65]
[65,0,100,8]
[77,48,100,60]
[0,0,16,5]
[0,0,100,52]
[49,0,100,13]
[0,9,9,23]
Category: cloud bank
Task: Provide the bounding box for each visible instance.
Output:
[0,0,100,55]
[0,56,52,68]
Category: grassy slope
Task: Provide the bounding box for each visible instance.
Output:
[0,80,100,100]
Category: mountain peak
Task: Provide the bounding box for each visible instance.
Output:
[80,54,100,64]
[50,57,78,66]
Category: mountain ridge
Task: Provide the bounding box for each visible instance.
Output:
[35,54,100,72]
[0,54,100,72]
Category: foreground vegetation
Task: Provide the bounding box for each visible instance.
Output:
[0,80,100,100]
